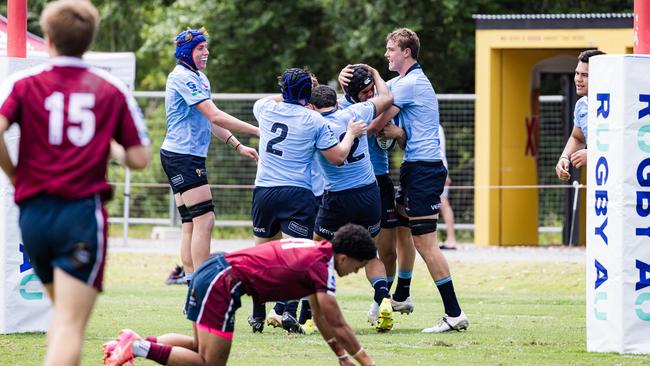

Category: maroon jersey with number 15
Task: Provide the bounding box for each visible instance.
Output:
[0,56,149,203]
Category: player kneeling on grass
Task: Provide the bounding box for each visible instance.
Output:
[102,223,377,366]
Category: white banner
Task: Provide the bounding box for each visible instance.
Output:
[587,54,650,354]
[84,52,136,90]
[0,124,51,334]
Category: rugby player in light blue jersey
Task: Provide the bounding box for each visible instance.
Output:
[247,67,366,333]
[266,152,325,333]
[160,27,259,287]
[556,49,605,181]
[338,64,417,321]
[309,78,395,332]
[376,28,469,333]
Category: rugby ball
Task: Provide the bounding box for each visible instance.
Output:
[376,135,396,150]
[376,121,398,150]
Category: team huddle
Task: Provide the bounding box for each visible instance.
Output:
[0,1,468,366]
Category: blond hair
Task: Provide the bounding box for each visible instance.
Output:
[40,0,99,57]
[386,28,420,60]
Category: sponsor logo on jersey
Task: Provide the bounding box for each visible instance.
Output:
[186,81,200,96]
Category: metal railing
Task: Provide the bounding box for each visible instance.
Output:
[109,92,574,243]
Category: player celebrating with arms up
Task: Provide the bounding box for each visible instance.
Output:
[0,1,151,364]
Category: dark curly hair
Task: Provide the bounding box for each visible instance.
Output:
[310,85,338,109]
[331,224,377,261]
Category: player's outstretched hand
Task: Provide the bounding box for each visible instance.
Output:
[347,118,367,137]
[555,156,571,181]
[238,145,259,163]
[338,64,354,87]
[570,148,587,168]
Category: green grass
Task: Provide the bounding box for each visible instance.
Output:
[1,254,649,365]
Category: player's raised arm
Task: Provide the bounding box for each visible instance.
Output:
[368,104,399,135]
[309,293,374,366]
[196,99,260,137]
[210,124,259,162]
[320,118,367,165]
[365,65,392,117]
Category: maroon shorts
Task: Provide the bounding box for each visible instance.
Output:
[185,255,244,339]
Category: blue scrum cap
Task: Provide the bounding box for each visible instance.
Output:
[279,68,312,103]
[174,27,208,69]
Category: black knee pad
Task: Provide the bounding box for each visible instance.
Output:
[187,200,215,219]
[396,212,410,227]
[409,219,438,236]
[177,205,193,223]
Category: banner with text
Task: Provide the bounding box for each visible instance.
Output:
[0,125,51,334]
[587,54,650,354]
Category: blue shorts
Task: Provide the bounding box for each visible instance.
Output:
[315,183,381,240]
[252,186,316,238]
[376,174,398,229]
[160,149,209,194]
[313,194,323,222]
[186,255,244,338]
[19,195,108,291]
[397,161,447,217]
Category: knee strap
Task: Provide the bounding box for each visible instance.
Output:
[409,219,437,236]
[187,200,215,219]
[177,205,193,223]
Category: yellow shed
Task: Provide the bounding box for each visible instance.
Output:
[473,13,633,246]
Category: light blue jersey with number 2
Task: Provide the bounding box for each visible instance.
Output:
[254,97,338,189]
[338,96,389,175]
[317,102,376,192]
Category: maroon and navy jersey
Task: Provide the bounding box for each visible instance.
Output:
[225,239,337,303]
[0,57,149,203]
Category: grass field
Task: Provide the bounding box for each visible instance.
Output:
[1,252,649,365]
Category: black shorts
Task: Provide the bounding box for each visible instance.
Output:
[252,186,317,238]
[376,174,398,229]
[315,183,381,240]
[397,161,447,217]
[160,149,209,194]
[19,195,107,291]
